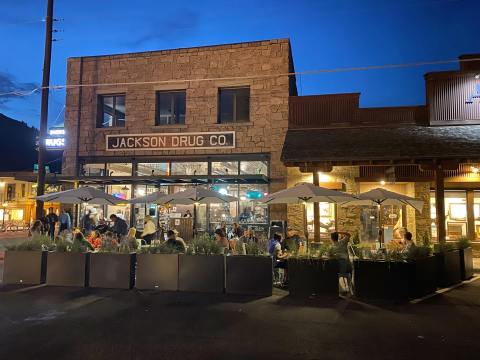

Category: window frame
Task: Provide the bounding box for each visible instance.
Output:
[155,90,186,126]
[217,86,250,124]
[97,93,126,128]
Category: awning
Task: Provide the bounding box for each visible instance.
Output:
[281,125,480,166]
[14,174,269,185]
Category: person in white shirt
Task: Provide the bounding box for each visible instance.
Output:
[141,216,156,244]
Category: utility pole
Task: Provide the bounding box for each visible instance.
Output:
[35,0,54,220]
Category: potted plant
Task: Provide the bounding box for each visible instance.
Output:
[46,233,93,287]
[353,240,436,301]
[3,235,52,285]
[288,244,340,297]
[456,237,474,281]
[89,232,136,289]
[178,235,225,293]
[136,242,181,291]
[225,241,273,296]
[434,242,462,287]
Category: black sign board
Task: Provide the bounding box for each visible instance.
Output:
[106,131,235,151]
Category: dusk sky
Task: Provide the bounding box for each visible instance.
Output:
[0,0,478,128]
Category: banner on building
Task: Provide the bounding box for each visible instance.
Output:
[106,131,235,151]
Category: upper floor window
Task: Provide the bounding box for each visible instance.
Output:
[98,94,125,128]
[156,90,186,125]
[218,87,250,123]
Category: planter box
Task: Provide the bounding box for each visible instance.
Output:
[135,253,179,290]
[225,256,272,296]
[289,258,339,297]
[178,255,225,293]
[435,250,462,287]
[354,257,437,301]
[89,253,136,289]
[46,252,89,287]
[3,250,47,285]
[459,247,474,280]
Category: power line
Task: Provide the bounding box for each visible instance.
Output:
[1,56,479,98]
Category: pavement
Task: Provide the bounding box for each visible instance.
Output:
[0,279,480,360]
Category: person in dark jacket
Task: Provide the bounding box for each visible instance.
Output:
[109,214,128,238]
[45,207,58,240]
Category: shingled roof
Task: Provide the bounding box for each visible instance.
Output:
[281,125,480,165]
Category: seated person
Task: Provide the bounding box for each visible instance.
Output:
[165,230,186,253]
[402,231,415,253]
[214,228,229,254]
[242,228,258,243]
[94,218,110,235]
[268,233,289,285]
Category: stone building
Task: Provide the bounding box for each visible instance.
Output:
[282,54,480,244]
[62,39,296,236]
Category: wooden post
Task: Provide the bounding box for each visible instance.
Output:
[312,171,320,242]
[435,166,446,243]
[466,190,475,241]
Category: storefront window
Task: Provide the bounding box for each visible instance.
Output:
[305,202,336,240]
[106,163,132,176]
[210,185,238,226]
[211,161,239,175]
[81,163,106,176]
[239,161,268,175]
[238,184,268,224]
[133,185,162,229]
[137,163,169,176]
[171,162,208,175]
[430,190,467,240]
[474,192,480,240]
[105,184,131,225]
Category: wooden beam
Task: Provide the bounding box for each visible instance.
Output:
[466,190,476,241]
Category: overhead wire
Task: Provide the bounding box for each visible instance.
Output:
[1,56,479,99]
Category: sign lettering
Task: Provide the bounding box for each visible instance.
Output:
[106,131,235,151]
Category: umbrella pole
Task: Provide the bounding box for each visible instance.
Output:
[378,204,384,247]
[303,202,308,253]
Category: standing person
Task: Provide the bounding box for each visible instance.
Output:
[214,228,229,254]
[331,231,353,295]
[110,214,128,239]
[45,207,58,240]
[82,210,94,235]
[141,215,156,245]
[58,209,71,233]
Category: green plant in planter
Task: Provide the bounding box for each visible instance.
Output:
[244,242,263,256]
[317,243,337,259]
[434,242,455,253]
[6,235,54,251]
[351,231,360,245]
[456,236,471,250]
[419,231,432,248]
[406,245,432,261]
[386,249,406,262]
[140,242,181,254]
[188,235,221,255]
[351,242,375,260]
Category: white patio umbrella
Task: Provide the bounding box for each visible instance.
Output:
[340,187,424,245]
[259,183,357,244]
[129,186,238,205]
[340,188,424,212]
[35,186,121,205]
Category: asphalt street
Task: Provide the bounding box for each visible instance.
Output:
[0,278,479,360]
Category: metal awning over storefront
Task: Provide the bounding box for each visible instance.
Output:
[14,174,269,185]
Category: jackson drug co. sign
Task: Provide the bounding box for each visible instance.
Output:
[106,131,235,151]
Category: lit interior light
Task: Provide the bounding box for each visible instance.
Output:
[136,189,146,196]
[218,188,228,195]
[240,196,247,201]
[475,74,480,79]
[194,202,200,206]
[318,172,330,182]
[471,166,479,174]
[380,180,386,186]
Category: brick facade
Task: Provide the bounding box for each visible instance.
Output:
[63,39,295,221]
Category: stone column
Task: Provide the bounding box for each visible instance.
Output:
[435,166,446,243]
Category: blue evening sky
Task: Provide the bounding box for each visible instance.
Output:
[0,0,478,128]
